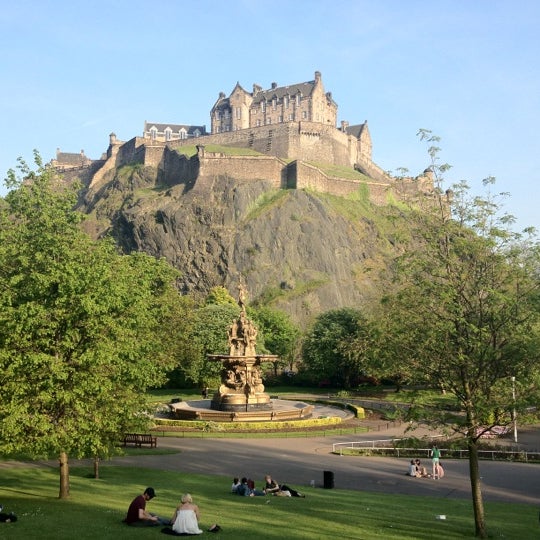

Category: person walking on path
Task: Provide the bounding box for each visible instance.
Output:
[430,445,441,478]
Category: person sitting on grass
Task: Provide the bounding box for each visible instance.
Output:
[170,493,203,535]
[124,487,169,527]
[263,474,305,498]
[161,494,220,536]
[231,477,241,493]
[236,477,265,496]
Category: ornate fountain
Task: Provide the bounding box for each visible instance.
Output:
[208,284,277,412]
[168,284,314,422]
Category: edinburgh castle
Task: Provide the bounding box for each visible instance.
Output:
[52,72,434,205]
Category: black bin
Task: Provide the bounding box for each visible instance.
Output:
[323,470,334,489]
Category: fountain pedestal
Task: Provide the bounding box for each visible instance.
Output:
[208,354,276,412]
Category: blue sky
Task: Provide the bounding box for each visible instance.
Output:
[1,0,539,231]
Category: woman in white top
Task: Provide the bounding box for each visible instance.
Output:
[171,493,203,535]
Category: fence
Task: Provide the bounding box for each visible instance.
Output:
[332,438,540,462]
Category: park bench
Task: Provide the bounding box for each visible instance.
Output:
[122,433,158,448]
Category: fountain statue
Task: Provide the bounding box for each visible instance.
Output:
[208,284,277,412]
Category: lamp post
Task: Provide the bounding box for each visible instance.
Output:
[511,376,518,443]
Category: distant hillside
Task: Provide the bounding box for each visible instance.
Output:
[77,161,414,327]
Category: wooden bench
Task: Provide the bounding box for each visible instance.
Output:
[122,433,158,448]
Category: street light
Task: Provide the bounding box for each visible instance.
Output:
[511,376,518,443]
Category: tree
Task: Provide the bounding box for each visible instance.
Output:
[376,131,540,537]
[205,286,237,306]
[251,306,300,376]
[301,308,376,389]
[0,153,181,498]
[181,302,241,387]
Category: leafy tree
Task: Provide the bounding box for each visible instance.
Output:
[251,306,300,376]
[301,308,376,388]
[181,303,241,387]
[0,153,181,498]
[205,286,237,306]
[376,131,540,537]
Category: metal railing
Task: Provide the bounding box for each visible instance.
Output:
[332,439,540,462]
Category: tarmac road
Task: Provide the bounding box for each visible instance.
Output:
[100,421,540,505]
[3,403,539,505]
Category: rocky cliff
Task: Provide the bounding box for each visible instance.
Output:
[78,163,409,327]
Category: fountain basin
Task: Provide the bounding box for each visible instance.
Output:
[169,398,314,422]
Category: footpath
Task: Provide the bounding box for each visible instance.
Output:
[2,400,539,505]
[89,403,540,505]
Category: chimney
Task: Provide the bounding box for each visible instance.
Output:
[271,82,277,89]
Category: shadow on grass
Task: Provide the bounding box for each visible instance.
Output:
[0,466,538,539]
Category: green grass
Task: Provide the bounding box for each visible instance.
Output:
[0,466,537,539]
[307,162,371,182]
[244,189,291,221]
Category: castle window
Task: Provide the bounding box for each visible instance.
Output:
[235,107,241,119]
[278,115,283,123]
[302,111,307,119]
[272,98,277,110]
[165,128,172,141]
[266,118,272,125]
[179,128,187,140]
[288,113,294,121]
[193,129,201,137]
[284,96,289,108]
[261,101,266,112]
[150,127,157,140]
[256,119,261,127]
[296,94,301,106]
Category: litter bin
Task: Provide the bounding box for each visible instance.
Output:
[323,470,334,489]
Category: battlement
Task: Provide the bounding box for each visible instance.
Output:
[84,129,433,207]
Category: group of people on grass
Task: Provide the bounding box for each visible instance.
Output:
[231,474,306,498]
[124,487,220,535]
[407,445,444,479]
[125,475,305,534]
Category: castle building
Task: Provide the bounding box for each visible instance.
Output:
[143,121,207,142]
[210,71,337,133]
[50,148,94,169]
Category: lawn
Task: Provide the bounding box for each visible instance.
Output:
[0,465,538,539]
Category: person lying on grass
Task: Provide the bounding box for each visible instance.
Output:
[263,474,305,497]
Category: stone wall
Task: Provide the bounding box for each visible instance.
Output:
[295,161,392,204]
[170,121,360,168]
[197,153,288,189]
[86,127,433,207]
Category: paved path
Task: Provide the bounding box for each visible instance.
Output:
[97,416,540,505]
[3,404,539,505]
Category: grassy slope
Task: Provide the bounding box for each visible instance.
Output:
[1,466,537,540]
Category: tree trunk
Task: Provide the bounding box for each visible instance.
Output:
[58,451,70,499]
[468,440,487,537]
[94,456,100,479]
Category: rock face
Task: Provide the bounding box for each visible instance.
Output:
[79,164,403,326]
